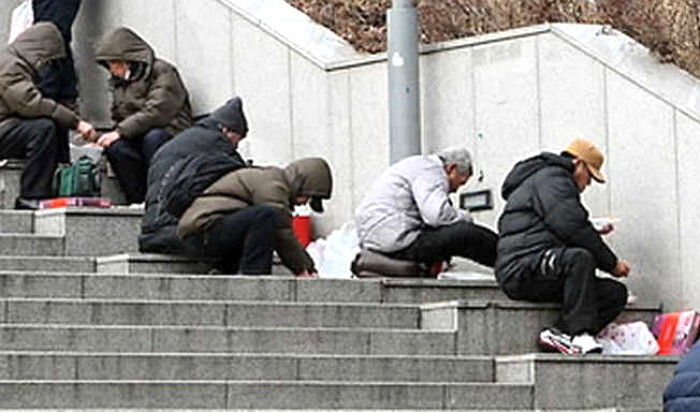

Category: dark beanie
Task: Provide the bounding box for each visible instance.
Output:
[210,96,248,137]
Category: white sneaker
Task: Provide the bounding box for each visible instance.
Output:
[572,333,603,354]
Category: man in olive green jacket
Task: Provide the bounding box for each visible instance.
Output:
[178,158,333,277]
[0,22,96,208]
[93,27,193,204]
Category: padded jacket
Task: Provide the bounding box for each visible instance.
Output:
[0,23,79,133]
[495,152,617,291]
[95,27,192,139]
[664,342,700,411]
[178,158,332,274]
[138,118,245,254]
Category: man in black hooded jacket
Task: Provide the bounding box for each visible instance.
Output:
[496,139,631,355]
[138,97,248,254]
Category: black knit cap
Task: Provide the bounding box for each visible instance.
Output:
[210,96,248,137]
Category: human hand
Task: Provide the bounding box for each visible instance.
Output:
[76,120,98,141]
[97,131,121,148]
[597,223,615,235]
[296,270,318,279]
[612,260,631,278]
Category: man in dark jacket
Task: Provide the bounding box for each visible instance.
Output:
[664,341,700,411]
[0,22,96,209]
[139,97,248,254]
[496,139,631,354]
[32,0,82,107]
[93,27,193,204]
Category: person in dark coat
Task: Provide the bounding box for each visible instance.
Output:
[0,23,96,209]
[32,0,82,107]
[138,97,248,254]
[664,341,700,411]
[93,27,193,204]
[495,139,631,355]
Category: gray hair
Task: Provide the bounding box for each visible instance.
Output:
[437,146,473,176]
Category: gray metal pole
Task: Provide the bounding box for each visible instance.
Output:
[387,0,421,164]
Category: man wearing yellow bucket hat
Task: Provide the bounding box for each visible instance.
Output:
[495,139,631,355]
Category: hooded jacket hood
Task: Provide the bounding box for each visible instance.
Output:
[10,22,65,72]
[284,158,332,212]
[501,152,573,200]
[95,27,155,72]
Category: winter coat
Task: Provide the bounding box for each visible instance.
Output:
[138,118,245,254]
[178,158,333,274]
[0,23,79,133]
[95,27,192,139]
[355,154,471,253]
[664,342,700,411]
[495,152,617,292]
[32,0,82,43]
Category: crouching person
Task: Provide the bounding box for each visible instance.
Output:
[496,139,631,355]
[353,147,497,277]
[93,27,193,204]
[0,23,96,209]
[177,158,332,277]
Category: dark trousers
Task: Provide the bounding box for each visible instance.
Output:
[389,221,498,268]
[0,118,67,199]
[33,0,81,102]
[504,247,628,336]
[182,205,277,275]
[105,128,171,204]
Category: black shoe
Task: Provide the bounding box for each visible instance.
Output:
[14,198,40,210]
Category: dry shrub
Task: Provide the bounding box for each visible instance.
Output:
[286,0,700,79]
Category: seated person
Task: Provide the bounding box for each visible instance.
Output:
[0,22,96,209]
[354,147,497,276]
[177,158,332,277]
[496,139,631,355]
[93,26,193,204]
[664,341,700,411]
[139,97,249,255]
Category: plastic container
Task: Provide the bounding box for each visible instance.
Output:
[292,206,312,247]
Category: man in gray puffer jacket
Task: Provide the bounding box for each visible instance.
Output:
[355,146,497,269]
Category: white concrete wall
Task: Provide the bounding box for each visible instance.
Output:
[71,1,700,311]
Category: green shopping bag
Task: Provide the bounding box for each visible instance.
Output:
[54,156,101,197]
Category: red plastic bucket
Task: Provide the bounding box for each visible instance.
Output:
[292,215,312,247]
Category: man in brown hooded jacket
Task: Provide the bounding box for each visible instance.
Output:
[178,158,333,277]
[93,27,192,204]
[0,22,96,208]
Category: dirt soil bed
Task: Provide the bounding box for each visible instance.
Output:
[286,0,700,79]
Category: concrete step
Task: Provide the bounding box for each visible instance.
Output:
[34,207,142,256]
[0,160,22,210]
[96,253,292,276]
[422,299,661,355]
[0,257,95,272]
[0,235,64,256]
[0,271,511,304]
[1,298,421,329]
[0,380,533,409]
[0,211,33,233]
[496,353,679,410]
[0,351,493,382]
[0,324,456,355]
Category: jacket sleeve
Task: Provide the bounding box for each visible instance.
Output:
[117,64,187,139]
[250,181,316,274]
[410,168,471,227]
[532,172,617,273]
[1,69,78,129]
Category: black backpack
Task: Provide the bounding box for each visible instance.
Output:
[158,152,246,218]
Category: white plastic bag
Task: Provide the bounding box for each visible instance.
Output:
[597,321,659,355]
[307,223,360,279]
[9,0,33,44]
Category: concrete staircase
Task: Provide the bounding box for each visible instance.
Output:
[0,165,679,410]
